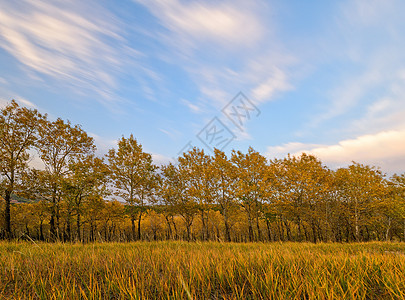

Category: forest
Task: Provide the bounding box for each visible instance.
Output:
[1,100,405,243]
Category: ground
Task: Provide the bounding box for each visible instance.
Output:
[1,241,404,299]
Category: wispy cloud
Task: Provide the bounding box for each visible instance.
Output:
[0,95,37,109]
[251,67,293,103]
[181,98,202,113]
[134,0,264,50]
[0,0,132,104]
[135,0,295,113]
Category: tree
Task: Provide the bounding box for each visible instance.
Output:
[177,148,213,240]
[107,134,157,240]
[160,162,197,241]
[159,164,180,240]
[231,147,268,242]
[334,163,387,241]
[36,118,95,240]
[270,154,332,242]
[62,154,109,241]
[211,149,237,242]
[387,173,405,241]
[0,100,44,238]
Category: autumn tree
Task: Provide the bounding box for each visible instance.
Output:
[387,173,405,241]
[83,195,106,242]
[210,149,238,242]
[107,134,158,240]
[270,154,332,242]
[0,100,44,239]
[101,200,126,242]
[177,148,214,240]
[160,162,197,241]
[36,118,95,240]
[158,164,179,239]
[62,154,109,241]
[334,163,387,242]
[231,147,268,242]
[30,200,49,240]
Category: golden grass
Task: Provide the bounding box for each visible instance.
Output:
[1,241,405,299]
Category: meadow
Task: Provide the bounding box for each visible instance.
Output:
[1,241,405,299]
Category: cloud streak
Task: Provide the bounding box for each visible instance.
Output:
[0,0,130,103]
[134,0,264,50]
[135,0,295,111]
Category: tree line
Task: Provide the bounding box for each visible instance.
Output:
[1,100,405,242]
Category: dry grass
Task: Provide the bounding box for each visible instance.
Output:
[1,241,405,299]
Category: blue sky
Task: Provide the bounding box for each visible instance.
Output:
[1,0,405,174]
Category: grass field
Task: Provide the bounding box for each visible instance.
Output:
[1,241,405,299]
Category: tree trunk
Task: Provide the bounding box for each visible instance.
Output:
[50,188,57,241]
[4,189,11,239]
[186,222,191,241]
[355,201,359,241]
[56,196,61,241]
[131,215,136,241]
[66,210,71,242]
[77,212,81,242]
[403,218,405,242]
[137,210,143,240]
[277,220,283,241]
[266,218,273,242]
[224,219,231,242]
[385,217,392,241]
[248,214,254,242]
[165,215,172,240]
[223,207,231,242]
[89,221,94,242]
[312,221,317,243]
[49,214,55,240]
[297,218,302,242]
[200,209,206,241]
[40,220,44,241]
[172,216,178,240]
[345,218,350,243]
[256,214,262,242]
[284,219,292,241]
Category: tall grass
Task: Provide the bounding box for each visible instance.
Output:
[1,241,405,299]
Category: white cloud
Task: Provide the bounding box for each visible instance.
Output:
[181,99,202,113]
[17,97,37,109]
[0,0,130,103]
[0,96,37,109]
[266,129,405,174]
[135,0,263,49]
[251,67,293,103]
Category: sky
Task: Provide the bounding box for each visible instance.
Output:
[1,0,405,174]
